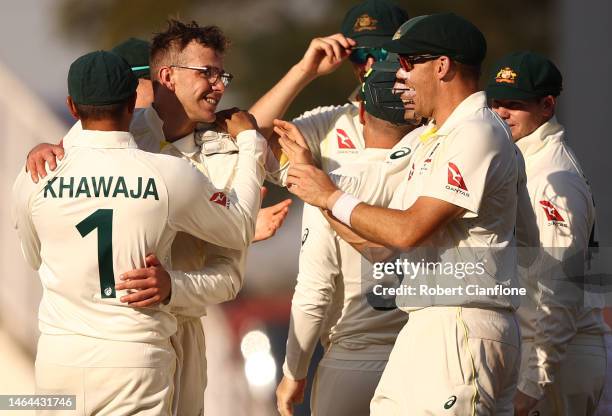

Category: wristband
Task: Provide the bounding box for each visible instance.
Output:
[331,192,361,227]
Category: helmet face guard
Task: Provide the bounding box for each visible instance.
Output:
[364,80,418,125]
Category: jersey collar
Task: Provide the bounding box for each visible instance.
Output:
[68,129,138,149]
[515,117,564,158]
[169,132,199,157]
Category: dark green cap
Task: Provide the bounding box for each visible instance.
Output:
[68,51,138,105]
[360,65,407,125]
[111,37,151,79]
[383,13,487,65]
[485,51,563,100]
[341,0,409,48]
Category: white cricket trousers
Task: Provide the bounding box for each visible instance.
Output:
[370,306,521,416]
[170,316,206,416]
[310,344,391,416]
[524,333,607,415]
[35,333,176,416]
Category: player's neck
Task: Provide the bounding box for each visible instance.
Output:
[432,82,479,128]
[81,118,130,132]
[152,100,196,142]
[364,121,414,149]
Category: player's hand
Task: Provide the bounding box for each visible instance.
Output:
[513,390,539,416]
[276,376,306,416]
[115,254,171,307]
[286,164,338,209]
[215,108,259,138]
[26,142,64,183]
[273,119,315,165]
[254,187,292,242]
[297,33,356,79]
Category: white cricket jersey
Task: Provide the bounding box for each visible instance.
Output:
[388,91,522,311]
[283,132,420,380]
[513,118,610,399]
[162,127,246,318]
[267,103,363,185]
[13,128,265,342]
[64,107,258,318]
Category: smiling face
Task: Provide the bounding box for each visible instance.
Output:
[490,96,555,141]
[393,67,421,123]
[396,58,439,120]
[171,41,225,123]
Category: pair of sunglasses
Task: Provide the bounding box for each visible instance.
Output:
[349,47,389,64]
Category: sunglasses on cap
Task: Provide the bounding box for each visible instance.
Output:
[398,54,441,71]
[349,47,389,65]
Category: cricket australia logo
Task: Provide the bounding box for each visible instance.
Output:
[445,162,470,196]
[496,67,518,84]
[210,192,230,208]
[539,200,567,227]
[336,128,357,151]
[353,14,378,32]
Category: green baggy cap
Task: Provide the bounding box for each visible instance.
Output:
[111,37,151,79]
[485,51,563,100]
[341,0,409,48]
[68,51,138,105]
[382,13,487,65]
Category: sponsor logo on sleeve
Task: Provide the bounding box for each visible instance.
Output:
[390,146,412,160]
[210,192,230,208]
[445,163,470,196]
[539,200,567,227]
[301,228,309,246]
[336,128,357,150]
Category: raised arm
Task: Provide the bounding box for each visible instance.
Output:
[249,34,355,140]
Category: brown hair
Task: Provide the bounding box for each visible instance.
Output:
[150,19,229,80]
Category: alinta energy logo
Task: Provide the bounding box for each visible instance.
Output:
[446,162,469,197]
[539,200,567,227]
[336,128,357,151]
[210,192,230,209]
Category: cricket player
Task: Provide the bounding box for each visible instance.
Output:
[12,51,266,415]
[284,13,526,415]
[25,20,289,416]
[275,64,422,416]
[111,37,154,108]
[250,0,409,174]
[486,51,610,416]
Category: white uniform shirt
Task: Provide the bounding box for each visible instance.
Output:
[12,129,265,342]
[388,91,522,311]
[514,117,610,398]
[267,103,364,185]
[64,107,260,317]
[162,128,247,318]
[283,131,420,380]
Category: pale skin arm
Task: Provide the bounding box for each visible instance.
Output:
[276,377,306,416]
[285,164,465,251]
[249,34,355,144]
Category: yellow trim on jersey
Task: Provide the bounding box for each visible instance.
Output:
[418,126,439,143]
[457,307,478,416]
[279,151,289,167]
[160,140,171,151]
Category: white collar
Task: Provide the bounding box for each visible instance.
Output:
[515,117,564,158]
[67,129,138,149]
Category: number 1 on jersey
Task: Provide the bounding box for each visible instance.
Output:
[76,209,116,298]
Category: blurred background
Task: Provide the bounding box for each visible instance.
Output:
[0,0,610,415]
